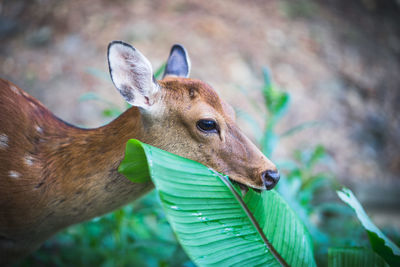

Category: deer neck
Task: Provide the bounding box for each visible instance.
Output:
[1,104,155,260]
[40,107,154,231]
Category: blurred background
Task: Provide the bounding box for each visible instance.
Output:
[1,0,399,266]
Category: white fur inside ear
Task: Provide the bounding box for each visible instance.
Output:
[108,42,159,108]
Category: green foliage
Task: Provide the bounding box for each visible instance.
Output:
[19,64,399,266]
[261,67,290,120]
[260,67,290,156]
[253,69,335,246]
[120,139,316,267]
[281,0,319,19]
[338,188,400,266]
[154,63,166,80]
[254,67,400,266]
[19,191,191,267]
[328,247,388,267]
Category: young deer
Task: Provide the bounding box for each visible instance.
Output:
[0,41,280,264]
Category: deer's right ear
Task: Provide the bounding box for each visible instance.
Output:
[108,41,160,109]
[163,44,191,78]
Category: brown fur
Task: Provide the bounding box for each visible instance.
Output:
[0,77,276,264]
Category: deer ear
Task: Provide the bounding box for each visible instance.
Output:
[163,44,191,78]
[108,41,160,109]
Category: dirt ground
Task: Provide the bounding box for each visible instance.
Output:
[1,0,399,217]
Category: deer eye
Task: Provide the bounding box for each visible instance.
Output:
[197,119,218,133]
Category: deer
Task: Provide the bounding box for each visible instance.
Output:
[0,41,280,264]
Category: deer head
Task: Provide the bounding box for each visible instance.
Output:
[108,41,280,190]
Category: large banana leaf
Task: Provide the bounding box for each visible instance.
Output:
[328,247,388,267]
[119,139,316,266]
[337,188,400,266]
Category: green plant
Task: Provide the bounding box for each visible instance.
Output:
[19,64,399,266]
[249,67,400,266]
[337,188,400,266]
[120,139,316,266]
[328,247,388,267]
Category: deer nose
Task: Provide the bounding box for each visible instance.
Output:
[261,170,280,190]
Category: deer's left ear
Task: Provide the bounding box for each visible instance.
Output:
[108,41,160,109]
[163,44,191,78]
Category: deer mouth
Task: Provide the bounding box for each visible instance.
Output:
[229,179,262,196]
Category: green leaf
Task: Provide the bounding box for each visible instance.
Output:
[262,120,279,157]
[262,67,272,89]
[118,141,151,183]
[102,108,123,118]
[328,247,389,267]
[261,129,279,157]
[308,145,326,169]
[154,63,166,80]
[337,188,400,266]
[119,139,316,266]
[261,68,290,118]
[263,89,290,118]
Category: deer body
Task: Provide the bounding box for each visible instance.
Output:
[0,42,279,264]
[0,79,154,262]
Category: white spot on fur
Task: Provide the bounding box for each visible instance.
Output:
[0,134,8,149]
[35,125,43,134]
[9,170,20,179]
[25,155,34,166]
[10,85,20,95]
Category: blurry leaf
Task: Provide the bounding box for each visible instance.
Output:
[262,67,272,89]
[301,174,331,193]
[293,149,304,164]
[125,102,132,109]
[102,108,122,118]
[280,120,324,138]
[299,176,328,205]
[263,89,290,117]
[315,202,355,216]
[119,139,316,267]
[292,145,328,171]
[328,247,388,267]
[276,175,330,247]
[154,63,166,80]
[261,67,290,118]
[308,145,326,169]
[275,159,298,172]
[261,126,279,157]
[337,188,400,266]
[273,92,290,117]
[287,168,302,180]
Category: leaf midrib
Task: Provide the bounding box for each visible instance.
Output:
[211,169,290,267]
